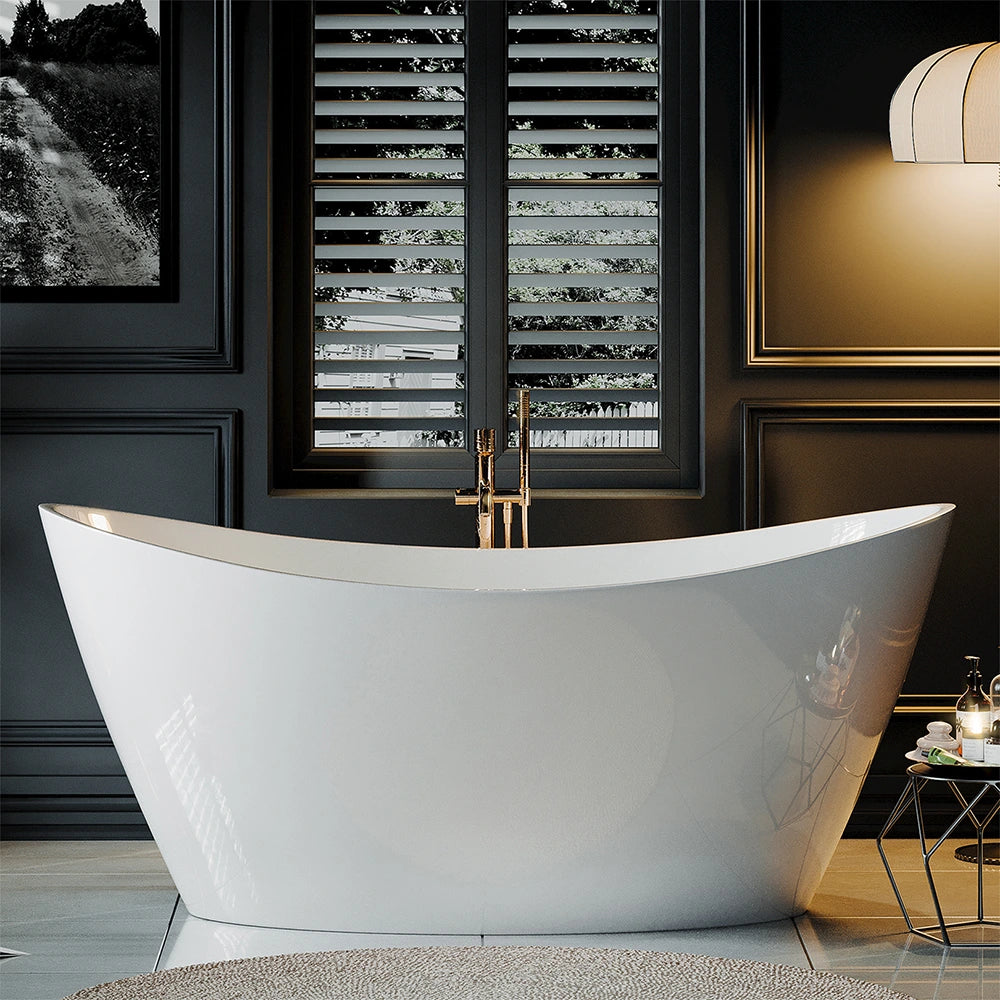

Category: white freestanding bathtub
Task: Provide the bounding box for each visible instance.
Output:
[40,502,953,934]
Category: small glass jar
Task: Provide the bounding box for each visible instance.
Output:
[985,720,1000,766]
[916,721,959,757]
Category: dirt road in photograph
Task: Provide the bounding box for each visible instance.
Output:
[1,75,158,286]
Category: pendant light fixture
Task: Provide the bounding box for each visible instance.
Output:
[889,41,999,163]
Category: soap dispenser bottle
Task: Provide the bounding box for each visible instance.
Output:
[956,655,990,762]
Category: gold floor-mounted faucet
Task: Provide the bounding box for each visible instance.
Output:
[455,389,531,549]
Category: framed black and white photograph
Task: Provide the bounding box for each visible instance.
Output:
[0,0,176,301]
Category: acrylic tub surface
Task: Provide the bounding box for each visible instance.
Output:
[39,503,953,933]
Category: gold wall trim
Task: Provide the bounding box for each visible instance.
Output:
[893,701,958,715]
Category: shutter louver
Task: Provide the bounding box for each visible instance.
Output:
[507,1,661,449]
[313,3,466,449]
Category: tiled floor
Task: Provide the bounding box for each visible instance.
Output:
[0,838,996,999]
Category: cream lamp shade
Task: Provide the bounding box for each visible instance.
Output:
[889,41,999,162]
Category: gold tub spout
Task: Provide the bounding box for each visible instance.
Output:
[455,390,531,549]
[455,428,496,548]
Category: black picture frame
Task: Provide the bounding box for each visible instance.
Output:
[1,1,178,303]
[0,1,238,372]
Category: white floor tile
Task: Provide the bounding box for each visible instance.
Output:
[0,915,173,973]
[808,867,1000,920]
[798,838,1000,998]
[0,874,179,982]
[0,841,171,876]
[833,965,1000,1000]
[158,901,482,969]
[832,837,996,875]
[487,919,811,968]
[0,968,137,1000]
[797,914,1000,969]
[2,873,176,892]
[0,880,178,925]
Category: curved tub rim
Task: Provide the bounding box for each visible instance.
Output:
[38,501,955,594]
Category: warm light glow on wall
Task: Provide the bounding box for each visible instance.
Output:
[765,137,999,350]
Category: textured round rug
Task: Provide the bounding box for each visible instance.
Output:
[63,946,913,1000]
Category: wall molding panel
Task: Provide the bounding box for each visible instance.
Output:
[740,399,999,529]
[1,409,242,527]
[0,720,146,840]
[2,720,112,747]
[0,723,146,840]
[1,409,241,838]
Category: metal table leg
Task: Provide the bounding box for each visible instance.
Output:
[878,770,1000,948]
[877,776,921,933]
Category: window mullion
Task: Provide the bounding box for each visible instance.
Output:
[658,0,678,464]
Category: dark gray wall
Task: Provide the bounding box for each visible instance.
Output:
[2,1,997,838]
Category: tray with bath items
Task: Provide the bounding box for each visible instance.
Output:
[907,717,1000,773]
[906,657,1000,773]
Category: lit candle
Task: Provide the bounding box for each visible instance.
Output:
[960,711,987,763]
[965,711,986,736]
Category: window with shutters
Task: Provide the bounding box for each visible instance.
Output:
[271,0,700,494]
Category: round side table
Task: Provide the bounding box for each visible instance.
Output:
[877,763,999,948]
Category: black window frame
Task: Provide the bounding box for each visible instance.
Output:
[270,0,701,496]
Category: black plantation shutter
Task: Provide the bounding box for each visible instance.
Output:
[506,3,662,449]
[312,5,467,449]
[282,0,698,491]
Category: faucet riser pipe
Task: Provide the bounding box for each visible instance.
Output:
[455,394,530,549]
[519,389,530,548]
